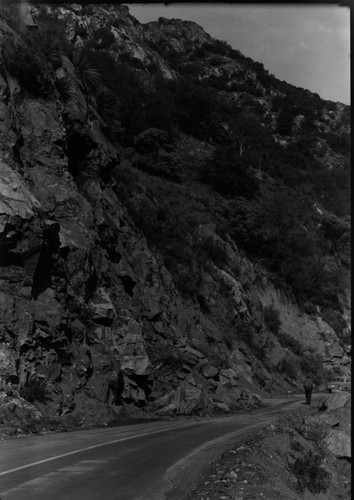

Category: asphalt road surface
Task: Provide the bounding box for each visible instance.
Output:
[0,397,308,500]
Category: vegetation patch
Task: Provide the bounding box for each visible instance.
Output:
[290,450,331,494]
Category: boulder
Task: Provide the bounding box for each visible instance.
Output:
[202,364,219,379]
[71,344,92,379]
[88,288,116,325]
[155,382,210,415]
[214,383,242,407]
[215,401,230,412]
[69,319,86,342]
[241,389,262,405]
[318,392,351,412]
[325,429,351,458]
[60,367,81,396]
[184,345,204,359]
[304,413,340,428]
[140,288,164,318]
[36,349,62,383]
[203,318,223,342]
[120,375,146,404]
[332,402,351,436]
[197,272,218,311]
[86,325,114,347]
[117,320,151,376]
[216,269,249,317]
[31,288,65,330]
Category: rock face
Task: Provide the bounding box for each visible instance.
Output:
[0,4,350,433]
[325,430,351,458]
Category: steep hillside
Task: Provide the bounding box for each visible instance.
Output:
[0,4,350,434]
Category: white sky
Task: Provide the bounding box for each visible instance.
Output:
[127,3,350,104]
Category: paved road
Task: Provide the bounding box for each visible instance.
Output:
[0,398,308,500]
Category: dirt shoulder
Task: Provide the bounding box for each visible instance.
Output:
[167,393,351,500]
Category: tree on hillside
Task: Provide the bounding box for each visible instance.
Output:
[277,109,294,135]
[200,145,259,198]
[260,192,310,242]
[236,132,248,156]
[173,77,221,140]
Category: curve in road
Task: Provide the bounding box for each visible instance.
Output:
[0,398,304,500]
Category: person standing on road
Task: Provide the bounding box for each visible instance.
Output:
[303,376,314,405]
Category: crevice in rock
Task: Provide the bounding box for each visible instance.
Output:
[107,247,122,263]
[120,274,137,296]
[197,294,211,312]
[0,223,25,267]
[131,374,152,396]
[31,224,60,299]
[146,311,163,322]
[66,133,92,179]
[85,254,98,301]
[31,247,53,299]
[110,373,151,407]
[99,158,118,184]
[12,134,24,171]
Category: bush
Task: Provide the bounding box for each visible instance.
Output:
[178,62,204,77]
[277,109,294,135]
[19,379,51,403]
[28,28,64,69]
[87,51,147,140]
[203,40,231,57]
[95,85,120,124]
[201,146,259,198]
[227,198,265,251]
[3,44,52,97]
[209,55,224,66]
[91,27,115,49]
[121,194,201,297]
[193,45,208,58]
[300,353,332,385]
[279,357,299,379]
[71,50,101,93]
[290,450,331,494]
[55,73,78,106]
[277,332,304,356]
[133,128,169,153]
[82,5,94,15]
[172,77,222,140]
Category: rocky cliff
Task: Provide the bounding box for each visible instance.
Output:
[0,4,350,434]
